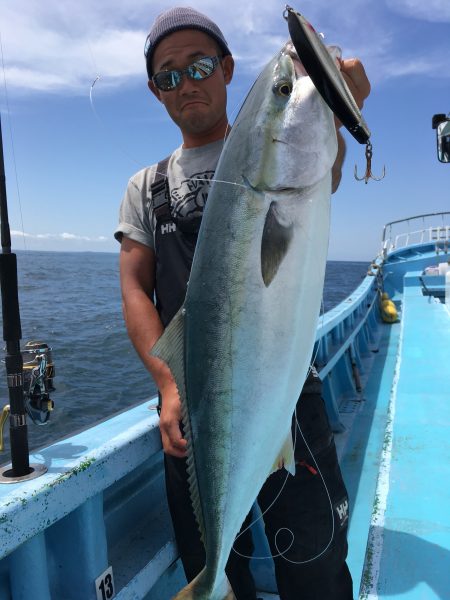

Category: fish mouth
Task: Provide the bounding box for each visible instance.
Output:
[242,175,296,194]
[242,175,259,191]
[282,42,308,78]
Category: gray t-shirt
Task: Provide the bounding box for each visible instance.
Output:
[115,139,224,249]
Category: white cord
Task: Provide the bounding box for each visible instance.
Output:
[232,298,337,564]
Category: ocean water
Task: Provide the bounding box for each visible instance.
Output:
[0,251,368,461]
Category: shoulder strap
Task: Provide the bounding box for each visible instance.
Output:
[150,155,171,222]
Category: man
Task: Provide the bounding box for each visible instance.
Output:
[115,7,370,599]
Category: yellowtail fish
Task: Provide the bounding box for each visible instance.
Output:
[152,40,338,600]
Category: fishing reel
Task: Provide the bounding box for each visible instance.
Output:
[22,341,55,424]
[0,341,55,452]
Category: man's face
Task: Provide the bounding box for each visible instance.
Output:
[149,29,234,141]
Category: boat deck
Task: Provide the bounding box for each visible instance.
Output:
[355,272,450,599]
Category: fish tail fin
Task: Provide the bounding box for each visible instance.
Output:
[172,568,233,600]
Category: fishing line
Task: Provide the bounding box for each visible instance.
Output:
[231,410,335,564]
[231,298,337,564]
[231,407,336,565]
[232,412,300,560]
[222,80,255,142]
[187,174,247,190]
[89,76,146,169]
[308,296,326,374]
[274,407,335,565]
[0,31,27,250]
[231,196,340,565]
[87,37,256,189]
[87,40,100,81]
[87,34,147,169]
[268,291,336,565]
[87,35,145,168]
[89,77,251,193]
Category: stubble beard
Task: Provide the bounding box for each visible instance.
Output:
[178,110,221,136]
[171,96,227,137]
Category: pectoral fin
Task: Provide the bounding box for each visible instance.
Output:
[261,201,294,287]
[270,430,296,476]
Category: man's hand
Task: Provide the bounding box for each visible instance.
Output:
[331,58,371,192]
[339,58,371,111]
[159,381,188,458]
[119,238,188,459]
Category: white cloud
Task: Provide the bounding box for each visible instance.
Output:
[1,29,144,93]
[11,230,108,242]
[0,0,448,96]
[386,0,450,22]
[3,67,74,93]
[382,54,450,78]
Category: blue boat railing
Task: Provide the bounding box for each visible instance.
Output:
[0,403,184,599]
[381,211,450,256]
[314,266,381,432]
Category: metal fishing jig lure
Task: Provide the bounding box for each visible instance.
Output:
[284,5,386,184]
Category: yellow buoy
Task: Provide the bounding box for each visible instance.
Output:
[380,293,398,323]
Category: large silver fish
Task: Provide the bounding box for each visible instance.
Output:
[152,41,338,600]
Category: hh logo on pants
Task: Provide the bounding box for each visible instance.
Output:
[334,497,349,529]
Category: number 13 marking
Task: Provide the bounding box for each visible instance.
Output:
[95,566,115,600]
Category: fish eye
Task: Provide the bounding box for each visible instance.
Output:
[273,81,292,97]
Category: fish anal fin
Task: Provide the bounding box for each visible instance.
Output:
[261,201,294,287]
[150,308,206,543]
[270,430,296,477]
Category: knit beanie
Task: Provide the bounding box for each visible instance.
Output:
[144,6,231,78]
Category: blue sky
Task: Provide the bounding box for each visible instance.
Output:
[0,0,449,260]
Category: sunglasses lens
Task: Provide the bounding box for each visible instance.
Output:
[153,57,218,91]
[154,70,182,91]
[188,57,216,80]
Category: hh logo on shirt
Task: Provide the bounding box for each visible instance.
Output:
[161,223,177,235]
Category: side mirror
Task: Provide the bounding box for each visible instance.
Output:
[432,113,450,163]
[437,121,450,163]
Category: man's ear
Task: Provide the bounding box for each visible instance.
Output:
[148,80,162,102]
[221,55,235,85]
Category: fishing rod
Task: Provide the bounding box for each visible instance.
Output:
[0,114,54,483]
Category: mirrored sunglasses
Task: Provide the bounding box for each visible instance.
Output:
[152,56,220,91]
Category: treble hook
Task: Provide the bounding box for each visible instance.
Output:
[354,141,386,184]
